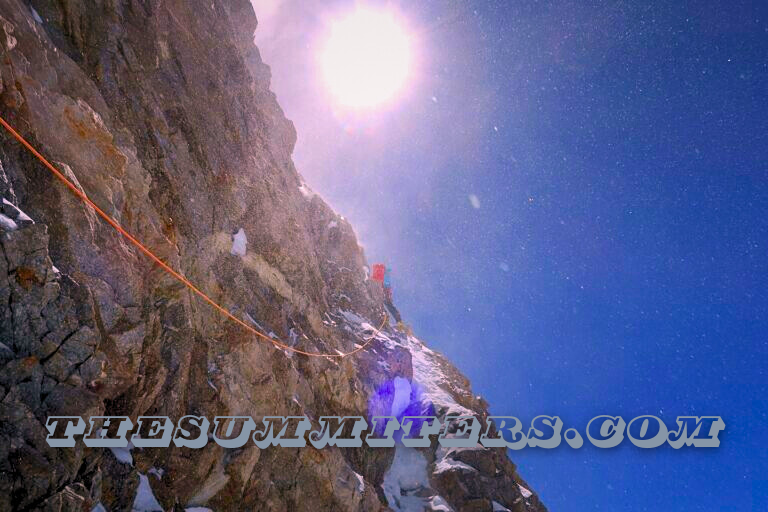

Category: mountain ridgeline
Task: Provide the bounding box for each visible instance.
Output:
[0,1,546,510]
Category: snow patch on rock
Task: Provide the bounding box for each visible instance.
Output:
[298,182,315,199]
[230,228,247,256]
[382,445,431,512]
[132,473,163,511]
[429,495,454,511]
[338,311,475,418]
[433,457,477,475]
[391,376,412,418]
[100,429,134,465]
[29,5,43,23]
[353,471,365,493]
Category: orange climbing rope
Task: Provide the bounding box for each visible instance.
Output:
[0,114,383,358]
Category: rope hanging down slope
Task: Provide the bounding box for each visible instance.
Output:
[0,115,383,358]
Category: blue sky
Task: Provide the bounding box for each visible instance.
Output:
[254,1,768,509]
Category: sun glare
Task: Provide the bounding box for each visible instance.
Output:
[321,8,411,109]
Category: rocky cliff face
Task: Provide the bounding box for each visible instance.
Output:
[0,1,547,511]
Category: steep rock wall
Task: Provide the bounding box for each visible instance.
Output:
[0,1,547,511]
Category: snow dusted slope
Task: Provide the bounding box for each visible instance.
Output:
[337,311,547,511]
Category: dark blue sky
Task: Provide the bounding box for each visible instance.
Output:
[255,1,768,509]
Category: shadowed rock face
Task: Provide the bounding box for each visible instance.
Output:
[0,1,547,511]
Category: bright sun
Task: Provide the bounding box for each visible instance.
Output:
[321,8,411,109]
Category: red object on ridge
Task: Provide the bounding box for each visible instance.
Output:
[371,263,386,282]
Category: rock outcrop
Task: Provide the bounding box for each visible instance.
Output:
[0,1,547,511]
